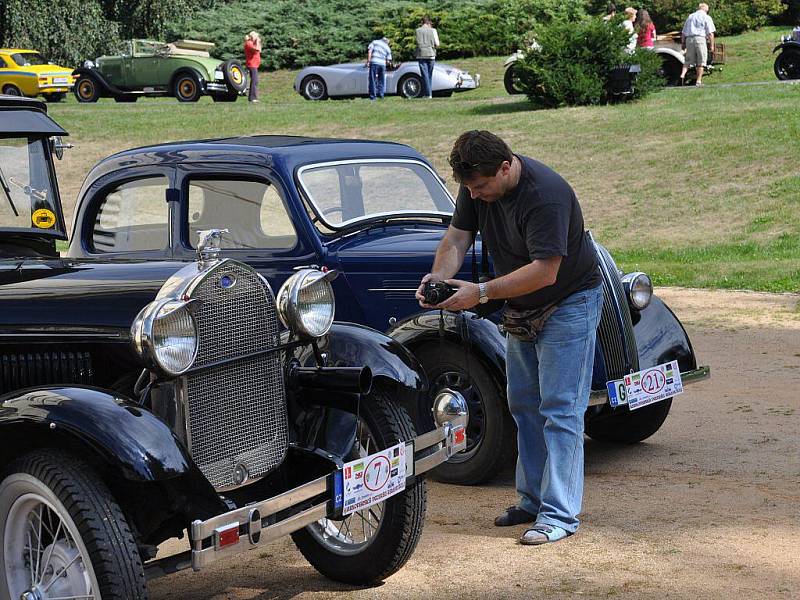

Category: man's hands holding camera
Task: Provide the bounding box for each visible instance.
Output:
[416,274,480,311]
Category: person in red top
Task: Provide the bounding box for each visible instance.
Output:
[635,9,657,49]
[244,31,262,102]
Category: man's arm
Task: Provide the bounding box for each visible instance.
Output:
[708,31,715,52]
[438,255,561,311]
[433,29,440,48]
[415,225,472,304]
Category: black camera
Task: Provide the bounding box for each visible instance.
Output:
[423,281,457,305]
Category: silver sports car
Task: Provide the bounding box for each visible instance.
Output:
[293,61,480,100]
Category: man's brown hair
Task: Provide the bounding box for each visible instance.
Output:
[449,130,514,183]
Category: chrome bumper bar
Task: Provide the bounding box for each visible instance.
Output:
[588,366,710,407]
[187,420,466,571]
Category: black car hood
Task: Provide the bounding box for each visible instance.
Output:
[0,258,185,339]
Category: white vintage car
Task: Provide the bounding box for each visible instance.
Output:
[294,61,479,99]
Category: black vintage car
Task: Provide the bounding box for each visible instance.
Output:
[65,135,710,487]
[0,96,468,599]
[773,30,800,80]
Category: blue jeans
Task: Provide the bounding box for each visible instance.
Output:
[505,285,603,533]
[368,63,386,99]
[417,59,434,97]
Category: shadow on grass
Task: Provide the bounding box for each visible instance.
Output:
[469,99,539,115]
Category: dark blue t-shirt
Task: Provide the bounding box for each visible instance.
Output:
[451,155,601,309]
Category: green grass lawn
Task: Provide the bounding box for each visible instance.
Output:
[47,28,799,293]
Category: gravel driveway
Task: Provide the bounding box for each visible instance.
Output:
[150,288,800,600]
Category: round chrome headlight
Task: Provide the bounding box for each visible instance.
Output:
[132,298,199,375]
[621,272,653,310]
[276,269,336,338]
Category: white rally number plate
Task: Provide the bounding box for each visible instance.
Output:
[53,77,68,84]
[606,360,683,410]
[341,442,406,516]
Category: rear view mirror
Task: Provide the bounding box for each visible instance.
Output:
[50,136,74,160]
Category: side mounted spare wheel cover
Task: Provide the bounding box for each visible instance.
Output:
[223,59,247,93]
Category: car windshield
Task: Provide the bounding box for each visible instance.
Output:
[0,137,62,234]
[11,52,48,66]
[298,159,454,230]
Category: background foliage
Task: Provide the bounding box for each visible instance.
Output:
[516,16,662,108]
[0,0,794,68]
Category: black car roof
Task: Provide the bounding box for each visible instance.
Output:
[0,95,68,136]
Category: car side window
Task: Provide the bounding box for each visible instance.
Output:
[0,58,6,68]
[187,178,297,250]
[91,177,169,253]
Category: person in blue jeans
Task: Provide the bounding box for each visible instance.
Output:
[367,35,392,100]
[414,16,440,97]
[416,130,603,545]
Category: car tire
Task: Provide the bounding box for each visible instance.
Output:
[301,75,328,100]
[398,74,423,98]
[585,398,672,444]
[658,55,684,86]
[413,343,516,485]
[504,64,524,94]
[44,92,66,103]
[222,59,247,93]
[774,50,800,81]
[291,387,426,584]
[0,450,146,600]
[1,84,22,97]
[173,72,201,102]
[74,77,100,102]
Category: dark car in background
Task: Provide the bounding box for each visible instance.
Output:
[72,39,248,102]
[66,135,710,487]
[0,96,468,599]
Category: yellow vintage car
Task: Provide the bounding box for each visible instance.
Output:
[0,49,74,102]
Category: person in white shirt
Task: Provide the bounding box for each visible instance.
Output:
[680,3,716,86]
[622,7,637,54]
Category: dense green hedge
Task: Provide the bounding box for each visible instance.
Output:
[516,16,663,107]
[639,0,785,36]
[0,0,212,66]
[180,0,589,69]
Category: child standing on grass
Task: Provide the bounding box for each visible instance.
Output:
[636,9,657,49]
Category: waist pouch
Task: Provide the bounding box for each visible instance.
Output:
[502,303,559,341]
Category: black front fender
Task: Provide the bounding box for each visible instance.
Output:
[388,310,507,390]
[773,41,800,53]
[309,322,427,393]
[0,386,197,481]
[71,68,118,95]
[632,296,698,373]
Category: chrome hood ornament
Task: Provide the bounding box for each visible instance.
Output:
[196,229,228,268]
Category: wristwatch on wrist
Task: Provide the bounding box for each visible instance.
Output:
[478,282,489,304]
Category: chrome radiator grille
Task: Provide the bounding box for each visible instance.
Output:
[185,261,287,490]
[594,243,639,381]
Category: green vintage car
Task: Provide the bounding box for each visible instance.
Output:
[72,39,248,102]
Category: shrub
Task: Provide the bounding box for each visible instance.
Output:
[642,0,784,35]
[516,16,663,108]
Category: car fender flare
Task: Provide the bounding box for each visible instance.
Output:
[170,67,206,90]
[71,68,118,95]
[773,41,800,54]
[0,385,200,482]
[300,322,427,393]
[503,52,524,68]
[388,310,507,393]
[633,296,698,373]
[655,47,685,64]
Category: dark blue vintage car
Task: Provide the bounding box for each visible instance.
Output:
[0,97,468,598]
[67,134,710,485]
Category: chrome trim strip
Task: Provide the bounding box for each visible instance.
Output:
[367,288,418,292]
[192,503,327,570]
[588,366,711,407]
[190,474,328,541]
[414,446,450,474]
[413,426,447,451]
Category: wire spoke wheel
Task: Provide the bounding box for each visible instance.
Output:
[3,482,98,600]
[307,418,385,555]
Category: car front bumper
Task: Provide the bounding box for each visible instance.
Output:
[588,365,710,407]
[154,419,466,574]
[454,73,480,91]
